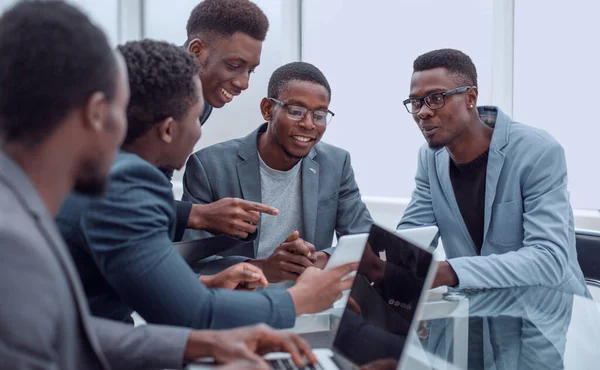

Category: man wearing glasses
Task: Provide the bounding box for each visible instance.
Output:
[182,62,372,285]
[397,48,589,296]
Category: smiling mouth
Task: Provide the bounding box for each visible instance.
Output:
[292,135,314,143]
[219,87,234,100]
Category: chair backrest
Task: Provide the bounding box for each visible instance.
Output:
[575,229,600,282]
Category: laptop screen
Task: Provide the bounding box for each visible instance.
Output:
[332,223,434,366]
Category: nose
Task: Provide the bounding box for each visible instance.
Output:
[417,103,434,121]
[231,73,249,91]
[298,114,316,130]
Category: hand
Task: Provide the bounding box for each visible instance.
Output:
[188,198,279,239]
[432,261,459,288]
[314,251,330,269]
[200,263,268,290]
[251,231,317,283]
[288,263,358,315]
[183,324,317,367]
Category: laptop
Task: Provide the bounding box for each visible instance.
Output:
[188,223,438,370]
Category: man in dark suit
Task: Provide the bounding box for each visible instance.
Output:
[182,62,373,284]
[169,0,282,242]
[0,2,316,369]
[57,40,355,329]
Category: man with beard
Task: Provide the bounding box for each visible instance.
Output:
[397,48,588,296]
[0,2,317,369]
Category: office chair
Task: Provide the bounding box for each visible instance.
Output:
[575,229,600,301]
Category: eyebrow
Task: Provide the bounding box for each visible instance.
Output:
[285,99,329,111]
[408,88,447,99]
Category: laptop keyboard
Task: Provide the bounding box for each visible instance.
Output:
[267,358,324,370]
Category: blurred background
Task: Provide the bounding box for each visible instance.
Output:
[1,0,598,229]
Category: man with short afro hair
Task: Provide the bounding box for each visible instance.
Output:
[170,0,279,247]
[183,62,372,286]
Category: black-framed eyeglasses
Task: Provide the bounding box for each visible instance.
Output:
[402,86,476,114]
[269,98,335,126]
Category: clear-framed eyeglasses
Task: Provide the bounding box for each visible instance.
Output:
[269,98,335,126]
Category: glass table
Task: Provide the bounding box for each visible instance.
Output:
[290,286,600,370]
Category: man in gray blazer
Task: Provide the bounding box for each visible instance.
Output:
[0,3,317,369]
[183,62,373,283]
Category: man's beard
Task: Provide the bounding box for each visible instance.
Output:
[73,161,108,197]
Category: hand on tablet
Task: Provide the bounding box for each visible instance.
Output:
[288,263,358,315]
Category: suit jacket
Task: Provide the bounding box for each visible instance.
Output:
[398,106,588,296]
[182,123,373,272]
[56,150,295,329]
[0,151,189,370]
[170,101,213,242]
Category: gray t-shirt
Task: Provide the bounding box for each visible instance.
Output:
[257,153,304,260]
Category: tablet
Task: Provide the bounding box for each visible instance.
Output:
[325,233,369,270]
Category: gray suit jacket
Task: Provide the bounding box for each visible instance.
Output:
[0,152,190,370]
[182,123,373,273]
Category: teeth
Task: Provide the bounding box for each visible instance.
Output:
[293,136,311,142]
[220,87,233,99]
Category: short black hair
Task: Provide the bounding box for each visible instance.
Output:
[413,49,478,87]
[186,0,269,44]
[118,39,200,145]
[268,62,332,101]
[0,1,117,145]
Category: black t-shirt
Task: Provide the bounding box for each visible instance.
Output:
[449,149,489,254]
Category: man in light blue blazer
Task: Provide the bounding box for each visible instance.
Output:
[183,62,373,283]
[397,49,588,296]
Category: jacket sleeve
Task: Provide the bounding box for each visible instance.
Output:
[81,167,296,330]
[448,143,572,289]
[173,200,192,242]
[0,229,62,370]
[397,146,438,231]
[331,151,373,254]
[181,153,251,272]
[91,317,190,370]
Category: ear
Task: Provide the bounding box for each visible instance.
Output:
[467,86,478,109]
[188,38,208,65]
[260,97,273,121]
[84,92,108,132]
[157,117,176,144]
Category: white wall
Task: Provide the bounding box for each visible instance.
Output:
[0,0,119,45]
[513,0,600,210]
[301,0,495,200]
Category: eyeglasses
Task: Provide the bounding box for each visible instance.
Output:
[402,86,475,114]
[269,98,335,126]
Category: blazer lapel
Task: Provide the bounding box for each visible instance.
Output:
[237,125,265,256]
[482,107,510,241]
[301,149,319,243]
[435,148,477,255]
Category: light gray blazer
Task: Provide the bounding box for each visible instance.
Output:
[398,106,588,297]
[0,152,190,370]
[182,123,373,272]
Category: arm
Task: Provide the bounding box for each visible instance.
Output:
[82,177,295,329]
[0,230,61,370]
[91,317,190,370]
[173,200,192,242]
[397,146,437,230]
[448,143,572,289]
